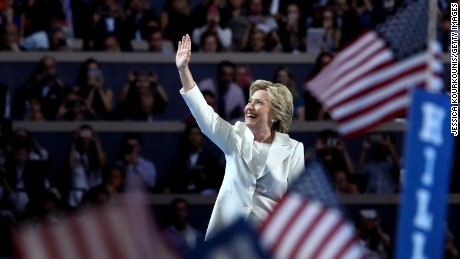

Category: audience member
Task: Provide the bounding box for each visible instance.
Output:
[23,0,64,36]
[56,87,98,121]
[14,56,66,120]
[220,0,248,51]
[333,169,359,194]
[85,164,125,204]
[303,52,333,120]
[0,83,11,119]
[357,133,400,194]
[161,0,194,49]
[197,30,222,52]
[163,122,224,194]
[235,63,253,100]
[146,28,174,53]
[65,125,105,208]
[277,2,306,52]
[115,133,157,191]
[273,66,305,120]
[0,24,21,51]
[125,0,159,41]
[192,4,231,51]
[356,209,392,258]
[117,69,168,121]
[0,0,25,38]
[163,198,203,257]
[0,119,12,165]
[198,60,246,121]
[76,58,114,119]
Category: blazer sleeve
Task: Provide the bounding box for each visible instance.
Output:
[288,141,305,186]
[181,85,234,154]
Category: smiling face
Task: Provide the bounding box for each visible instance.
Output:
[244,90,275,132]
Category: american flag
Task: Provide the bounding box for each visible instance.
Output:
[13,192,179,259]
[306,0,443,138]
[259,160,366,259]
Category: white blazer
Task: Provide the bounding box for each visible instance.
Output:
[181,85,305,240]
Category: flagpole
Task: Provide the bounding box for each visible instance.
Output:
[426,0,438,91]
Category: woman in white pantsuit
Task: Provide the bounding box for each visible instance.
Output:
[176,34,305,240]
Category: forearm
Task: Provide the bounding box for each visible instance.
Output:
[178,67,196,92]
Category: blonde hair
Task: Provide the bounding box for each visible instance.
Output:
[249,80,293,133]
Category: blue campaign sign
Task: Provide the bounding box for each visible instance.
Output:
[395,88,455,259]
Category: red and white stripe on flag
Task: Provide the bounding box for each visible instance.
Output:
[306,31,442,138]
[13,193,179,259]
[259,193,366,259]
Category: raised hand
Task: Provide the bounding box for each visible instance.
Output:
[176,34,191,71]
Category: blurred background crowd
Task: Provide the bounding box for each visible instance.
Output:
[0,0,458,258]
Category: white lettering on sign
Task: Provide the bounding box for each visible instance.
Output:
[419,102,445,146]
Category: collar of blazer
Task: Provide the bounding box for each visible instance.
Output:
[240,127,292,177]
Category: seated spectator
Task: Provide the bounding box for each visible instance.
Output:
[101,34,121,52]
[56,87,98,121]
[76,58,114,120]
[0,24,21,51]
[220,0,248,51]
[192,4,232,51]
[242,27,267,52]
[160,0,193,49]
[85,164,125,204]
[65,125,105,208]
[116,69,168,121]
[273,66,305,120]
[125,0,159,40]
[163,123,224,194]
[303,52,333,120]
[198,30,222,53]
[277,2,306,52]
[19,13,70,51]
[146,28,174,53]
[356,209,392,258]
[14,56,66,120]
[115,133,157,191]
[2,133,51,217]
[198,60,246,121]
[163,198,203,257]
[357,133,400,193]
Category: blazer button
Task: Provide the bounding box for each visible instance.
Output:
[248,186,255,191]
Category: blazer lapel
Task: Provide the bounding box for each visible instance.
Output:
[238,127,254,167]
[258,132,291,179]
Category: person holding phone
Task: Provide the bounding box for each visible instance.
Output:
[176,34,305,239]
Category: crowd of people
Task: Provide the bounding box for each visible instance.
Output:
[0,0,454,52]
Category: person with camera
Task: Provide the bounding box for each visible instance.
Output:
[56,87,98,121]
[115,69,168,121]
[357,133,400,193]
[66,125,106,208]
[356,209,392,259]
[115,133,157,191]
[76,58,114,120]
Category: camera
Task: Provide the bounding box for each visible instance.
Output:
[326,137,337,147]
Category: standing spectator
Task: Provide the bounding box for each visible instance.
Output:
[0,0,25,38]
[197,30,222,52]
[76,58,114,120]
[163,198,203,257]
[357,133,400,193]
[273,66,304,120]
[0,24,21,51]
[356,209,392,258]
[198,60,246,121]
[19,13,70,51]
[163,122,224,194]
[146,28,174,53]
[65,125,105,208]
[319,8,341,53]
[116,69,168,121]
[13,56,66,120]
[2,133,51,217]
[0,83,11,119]
[220,0,248,51]
[191,4,232,51]
[277,2,306,52]
[115,133,157,191]
[160,0,193,49]
[125,0,159,41]
[303,52,333,120]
